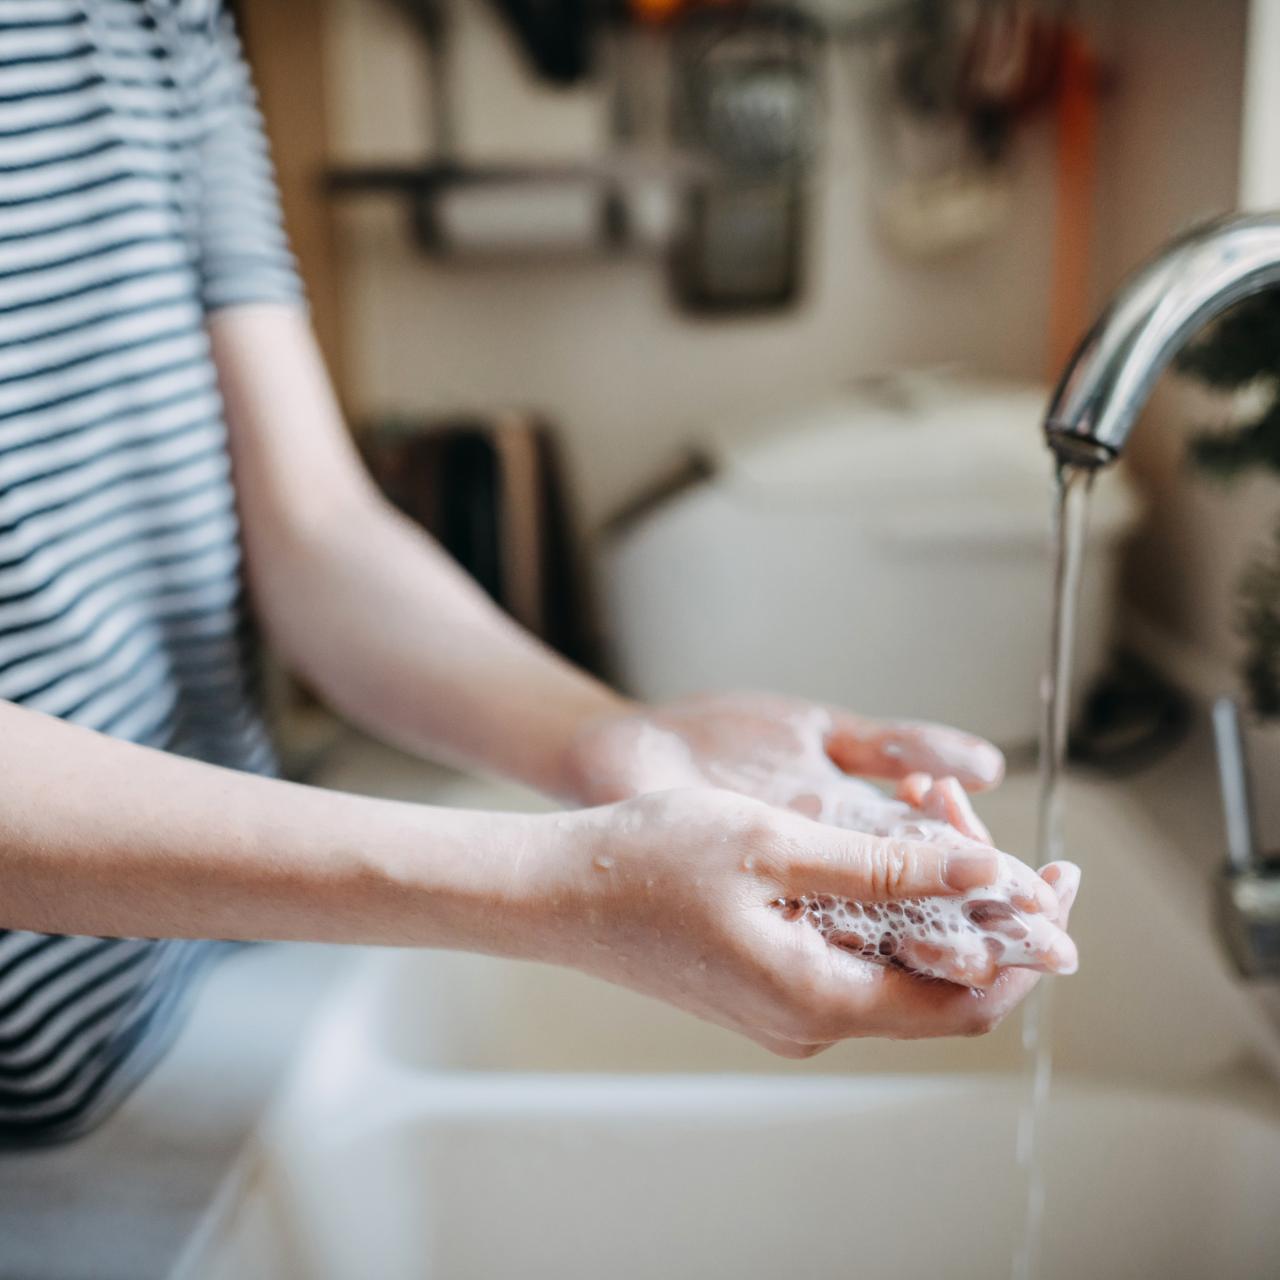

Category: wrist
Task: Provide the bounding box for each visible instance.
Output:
[479,805,620,968]
[367,802,597,963]
[547,687,640,805]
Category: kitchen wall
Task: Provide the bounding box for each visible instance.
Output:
[322,0,1061,530]
[320,0,1273,699]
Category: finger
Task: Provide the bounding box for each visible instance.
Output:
[967,866,1080,979]
[748,1029,834,1060]
[824,711,1005,792]
[794,951,1041,1042]
[781,824,1000,901]
[898,936,1001,989]
[897,913,1076,987]
[765,913,1059,1043]
[872,963,1043,1039]
[896,772,933,809]
[1041,861,1082,918]
[1000,856,1062,917]
[921,776,994,845]
[1023,928,1079,976]
[937,865,1080,982]
[820,775,925,834]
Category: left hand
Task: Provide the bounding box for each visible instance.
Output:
[564,692,1006,842]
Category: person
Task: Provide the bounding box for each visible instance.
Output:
[0,0,1077,1147]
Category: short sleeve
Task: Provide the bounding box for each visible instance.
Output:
[193,9,305,313]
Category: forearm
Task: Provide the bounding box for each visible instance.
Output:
[210,306,627,798]
[253,491,624,798]
[0,699,546,949]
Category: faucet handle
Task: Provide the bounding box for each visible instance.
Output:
[1212,696,1258,872]
[1213,697,1280,978]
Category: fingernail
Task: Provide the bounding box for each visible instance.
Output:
[1054,862,1082,914]
[943,849,999,890]
[974,742,1005,783]
[1048,937,1079,975]
[1016,877,1062,916]
[942,738,1004,786]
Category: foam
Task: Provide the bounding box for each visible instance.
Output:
[776,853,1073,987]
[711,708,1075,985]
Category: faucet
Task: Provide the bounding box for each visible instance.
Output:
[1043,211,1280,470]
[1038,211,1280,978]
[1212,698,1280,979]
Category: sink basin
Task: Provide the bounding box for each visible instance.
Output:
[182,1078,1278,1280]
[176,770,1280,1280]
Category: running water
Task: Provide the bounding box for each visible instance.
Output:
[1011,461,1095,1280]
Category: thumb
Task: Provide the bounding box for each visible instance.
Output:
[781,825,999,902]
[823,710,1005,792]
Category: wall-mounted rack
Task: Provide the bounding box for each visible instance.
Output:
[324,0,920,300]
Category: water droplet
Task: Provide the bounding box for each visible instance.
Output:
[741,855,756,872]
[593,854,614,871]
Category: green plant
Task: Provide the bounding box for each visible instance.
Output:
[1175,290,1280,718]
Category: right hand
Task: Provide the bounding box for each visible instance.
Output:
[526,789,1078,1058]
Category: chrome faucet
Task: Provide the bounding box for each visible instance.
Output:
[1038,212,1280,978]
[1043,211,1280,470]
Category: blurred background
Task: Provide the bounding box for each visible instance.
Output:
[232,0,1277,806]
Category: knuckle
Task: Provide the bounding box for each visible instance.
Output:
[736,810,791,876]
[740,807,781,849]
[869,840,914,898]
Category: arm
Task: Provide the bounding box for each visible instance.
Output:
[0,698,528,949]
[211,305,1009,816]
[0,695,1071,1053]
[210,304,627,799]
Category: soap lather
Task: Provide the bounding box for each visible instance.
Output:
[773,775,1079,989]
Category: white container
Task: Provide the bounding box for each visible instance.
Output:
[601,372,1142,751]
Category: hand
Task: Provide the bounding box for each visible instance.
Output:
[528,789,1078,1056]
[563,693,1005,840]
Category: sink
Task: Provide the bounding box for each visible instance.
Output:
[175,768,1280,1280]
[181,1078,1278,1280]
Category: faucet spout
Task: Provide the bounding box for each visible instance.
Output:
[1044,212,1280,468]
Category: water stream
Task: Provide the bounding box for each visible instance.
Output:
[1011,461,1095,1280]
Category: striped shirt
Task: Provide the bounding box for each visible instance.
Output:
[0,0,301,1145]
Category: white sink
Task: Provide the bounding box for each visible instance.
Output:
[176,769,1280,1280]
[183,1078,1278,1280]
